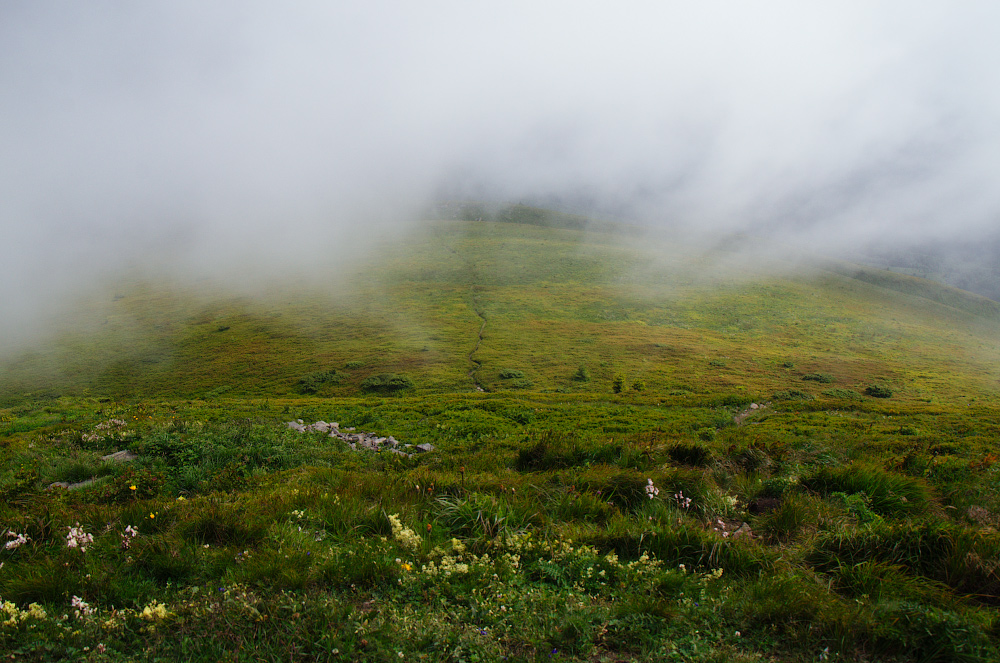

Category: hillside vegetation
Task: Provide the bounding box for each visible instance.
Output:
[3,212,1000,662]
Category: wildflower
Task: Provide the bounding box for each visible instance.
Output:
[388,514,422,551]
[71,596,94,618]
[645,479,660,499]
[66,523,94,552]
[4,531,30,550]
[674,491,692,509]
[149,513,155,519]
[129,485,137,491]
[120,525,139,550]
[140,601,170,622]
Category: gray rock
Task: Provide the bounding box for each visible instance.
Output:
[101,450,137,463]
[415,443,435,453]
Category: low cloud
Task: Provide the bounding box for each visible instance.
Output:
[3,2,999,348]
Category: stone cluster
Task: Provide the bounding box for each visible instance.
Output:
[286,420,434,458]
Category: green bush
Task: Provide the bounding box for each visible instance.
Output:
[803,373,835,383]
[773,389,814,401]
[667,442,712,467]
[612,374,626,394]
[296,369,343,394]
[866,384,894,398]
[360,373,414,394]
[498,368,525,379]
[572,365,591,382]
[822,388,863,400]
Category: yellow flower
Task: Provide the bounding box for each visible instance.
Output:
[149,513,155,519]
[401,563,413,572]
[129,485,137,491]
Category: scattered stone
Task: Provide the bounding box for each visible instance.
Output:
[286,421,422,457]
[102,450,137,463]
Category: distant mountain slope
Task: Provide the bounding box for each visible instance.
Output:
[3,214,999,406]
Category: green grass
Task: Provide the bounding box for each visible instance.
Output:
[3,211,1000,660]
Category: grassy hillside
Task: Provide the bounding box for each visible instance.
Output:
[4,218,999,405]
[3,214,1000,661]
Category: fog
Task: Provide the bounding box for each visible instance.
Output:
[3,2,1000,349]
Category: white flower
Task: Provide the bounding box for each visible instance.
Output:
[645,479,660,499]
[66,523,94,552]
[71,596,94,618]
[4,531,30,550]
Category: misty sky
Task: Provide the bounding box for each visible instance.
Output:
[3,2,1000,346]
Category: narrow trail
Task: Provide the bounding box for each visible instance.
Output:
[438,231,489,392]
[467,296,488,392]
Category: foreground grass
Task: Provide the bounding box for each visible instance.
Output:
[3,392,1000,661]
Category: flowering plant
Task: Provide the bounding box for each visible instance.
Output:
[66,523,94,552]
[4,531,29,550]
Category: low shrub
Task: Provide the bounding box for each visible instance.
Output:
[803,373,835,383]
[498,368,525,380]
[866,384,894,398]
[296,369,343,394]
[667,442,713,467]
[822,388,863,400]
[360,373,414,394]
[773,389,814,401]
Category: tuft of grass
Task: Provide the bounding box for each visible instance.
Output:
[801,464,931,517]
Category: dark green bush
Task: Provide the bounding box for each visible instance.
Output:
[822,388,863,400]
[360,373,414,394]
[572,365,591,382]
[803,373,835,383]
[773,389,814,401]
[296,369,343,394]
[866,384,894,398]
[667,442,713,467]
[498,368,525,379]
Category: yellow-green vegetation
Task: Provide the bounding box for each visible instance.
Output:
[3,212,1000,661]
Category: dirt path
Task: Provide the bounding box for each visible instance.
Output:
[437,230,489,392]
[467,288,488,392]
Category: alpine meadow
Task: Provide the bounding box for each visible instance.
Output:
[4,209,1000,662]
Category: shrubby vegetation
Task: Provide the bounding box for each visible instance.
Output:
[3,388,1000,661]
[360,373,414,394]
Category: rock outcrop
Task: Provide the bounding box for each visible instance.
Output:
[286,420,433,458]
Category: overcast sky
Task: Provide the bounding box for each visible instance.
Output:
[3,2,999,346]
